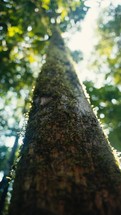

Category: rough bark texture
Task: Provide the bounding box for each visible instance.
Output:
[9,29,121,215]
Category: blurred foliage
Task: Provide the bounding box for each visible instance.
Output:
[86,3,121,151]
[91,4,121,85]
[0,0,34,94]
[84,81,121,151]
[71,50,83,63]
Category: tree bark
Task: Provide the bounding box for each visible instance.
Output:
[9,28,121,215]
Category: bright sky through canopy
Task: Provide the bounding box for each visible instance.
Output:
[67,0,121,84]
[68,0,121,55]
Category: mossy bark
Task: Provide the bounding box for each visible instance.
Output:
[9,28,121,215]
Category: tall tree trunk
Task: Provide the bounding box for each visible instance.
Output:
[9,28,121,215]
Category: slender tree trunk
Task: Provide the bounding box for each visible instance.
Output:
[9,28,121,215]
[0,135,19,215]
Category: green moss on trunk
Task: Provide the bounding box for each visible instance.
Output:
[9,28,121,215]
